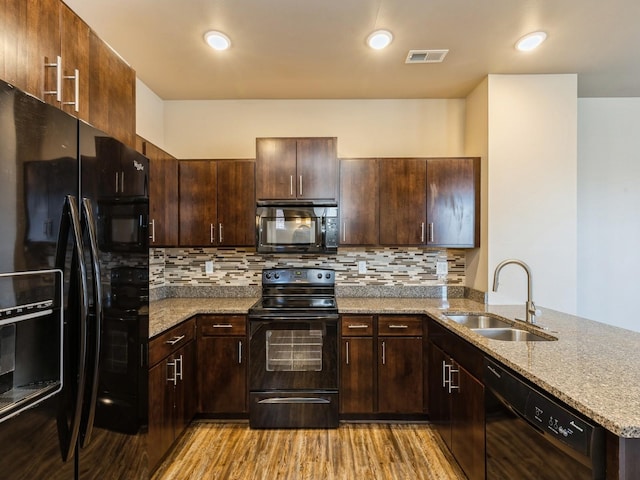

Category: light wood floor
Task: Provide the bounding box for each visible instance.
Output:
[152,421,467,480]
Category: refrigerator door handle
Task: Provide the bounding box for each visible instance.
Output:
[79,198,103,448]
[54,195,90,462]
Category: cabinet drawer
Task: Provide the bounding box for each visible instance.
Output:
[198,315,246,336]
[149,318,196,367]
[341,315,374,336]
[378,316,423,336]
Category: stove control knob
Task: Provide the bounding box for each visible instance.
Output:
[325,273,331,279]
[265,273,272,279]
[317,273,323,279]
[274,273,280,279]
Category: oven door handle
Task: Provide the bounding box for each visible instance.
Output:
[249,316,338,322]
[257,397,331,405]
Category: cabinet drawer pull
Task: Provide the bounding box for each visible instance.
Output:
[212,324,233,328]
[387,324,409,329]
[165,334,185,345]
[347,324,369,329]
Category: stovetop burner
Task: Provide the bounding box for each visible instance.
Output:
[249,268,338,317]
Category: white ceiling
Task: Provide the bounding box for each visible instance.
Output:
[64,0,640,100]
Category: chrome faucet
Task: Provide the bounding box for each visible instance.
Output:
[492,259,538,324]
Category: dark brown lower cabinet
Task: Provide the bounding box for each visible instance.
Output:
[197,315,247,414]
[428,318,485,480]
[148,319,197,471]
[378,336,423,413]
[340,337,375,413]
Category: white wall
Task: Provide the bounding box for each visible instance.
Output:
[136,78,165,148]
[577,98,640,332]
[162,99,466,159]
[486,75,578,315]
[464,78,489,292]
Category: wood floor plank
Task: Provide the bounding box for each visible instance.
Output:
[152,421,467,480]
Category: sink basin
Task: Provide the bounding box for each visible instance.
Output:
[472,328,556,342]
[445,314,512,329]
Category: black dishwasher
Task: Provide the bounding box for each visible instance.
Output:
[484,358,605,479]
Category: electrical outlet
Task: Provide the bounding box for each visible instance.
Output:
[436,261,448,276]
[205,261,214,274]
[358,260,367,274]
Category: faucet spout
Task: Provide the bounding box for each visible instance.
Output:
[492,259,537,324]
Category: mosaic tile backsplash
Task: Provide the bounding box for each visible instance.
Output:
[150,247,470,300]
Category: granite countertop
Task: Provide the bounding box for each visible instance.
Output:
[149,296,640,438]
[149,297,258,337]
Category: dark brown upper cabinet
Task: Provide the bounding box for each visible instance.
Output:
[339,158,379,245]
[179,159,255,247]
[378,157,480,248]
[256,137,337,200]
[426,157,481,248]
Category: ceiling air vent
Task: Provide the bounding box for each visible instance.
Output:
[405,49,449,64]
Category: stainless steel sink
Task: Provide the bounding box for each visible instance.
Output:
[445,314,512,329]
[472,328,556,342]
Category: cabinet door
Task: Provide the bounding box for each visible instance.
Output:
[174,340,197,435]
[216,160,256,246]
[179,160,217,246]
[255,138,297,199]
[339,158,379,245]
[428,342,452,449]
[296,138,337,199]
[4,0,60,104]
[88,30,136,147]
[451,364,485,480]
[147,141,179,246]
[379,158,427,245]
[378,337,423,413]
[148,358,175,470]
[426,157,480,247]
[198,336,247,413]
[59,3,89,120]
[340,337,375,414]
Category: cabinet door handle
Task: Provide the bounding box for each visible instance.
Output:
[238,340,243,364]
[121,171,125,192]
[442,360,449,388]
[115,172,119,193]
[299,175,303,196]
[342,221,346,242]
[63,68,79,112]
[165,334,185,345]
[421,222,425,243]
[149,219,156,242]
[381,341,386,365]
[345,341,350,365]
[219,223,223,244]
[347,324,369,329]
[176,354,183,381]
[212,324,233,328]
[210,223,215,243]
[167,359,178,385]
[290,175,294,197]
[428,222,434,243]
[44,55,62,102]
[448,363,460,394]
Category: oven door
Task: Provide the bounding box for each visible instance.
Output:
[249,317,338,391]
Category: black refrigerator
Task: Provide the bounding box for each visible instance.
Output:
[0,79,150,479]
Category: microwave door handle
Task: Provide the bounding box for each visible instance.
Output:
[78,198,103,448]
[54,195,90,462]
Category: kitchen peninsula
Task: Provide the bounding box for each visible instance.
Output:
[150,294,640,478]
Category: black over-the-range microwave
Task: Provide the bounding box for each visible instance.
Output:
[97,196,149,253]
[256,201,339,254]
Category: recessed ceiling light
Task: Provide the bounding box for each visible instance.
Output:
[367,30,393,50]
[515,31,547,52]
[204,31,231,51]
